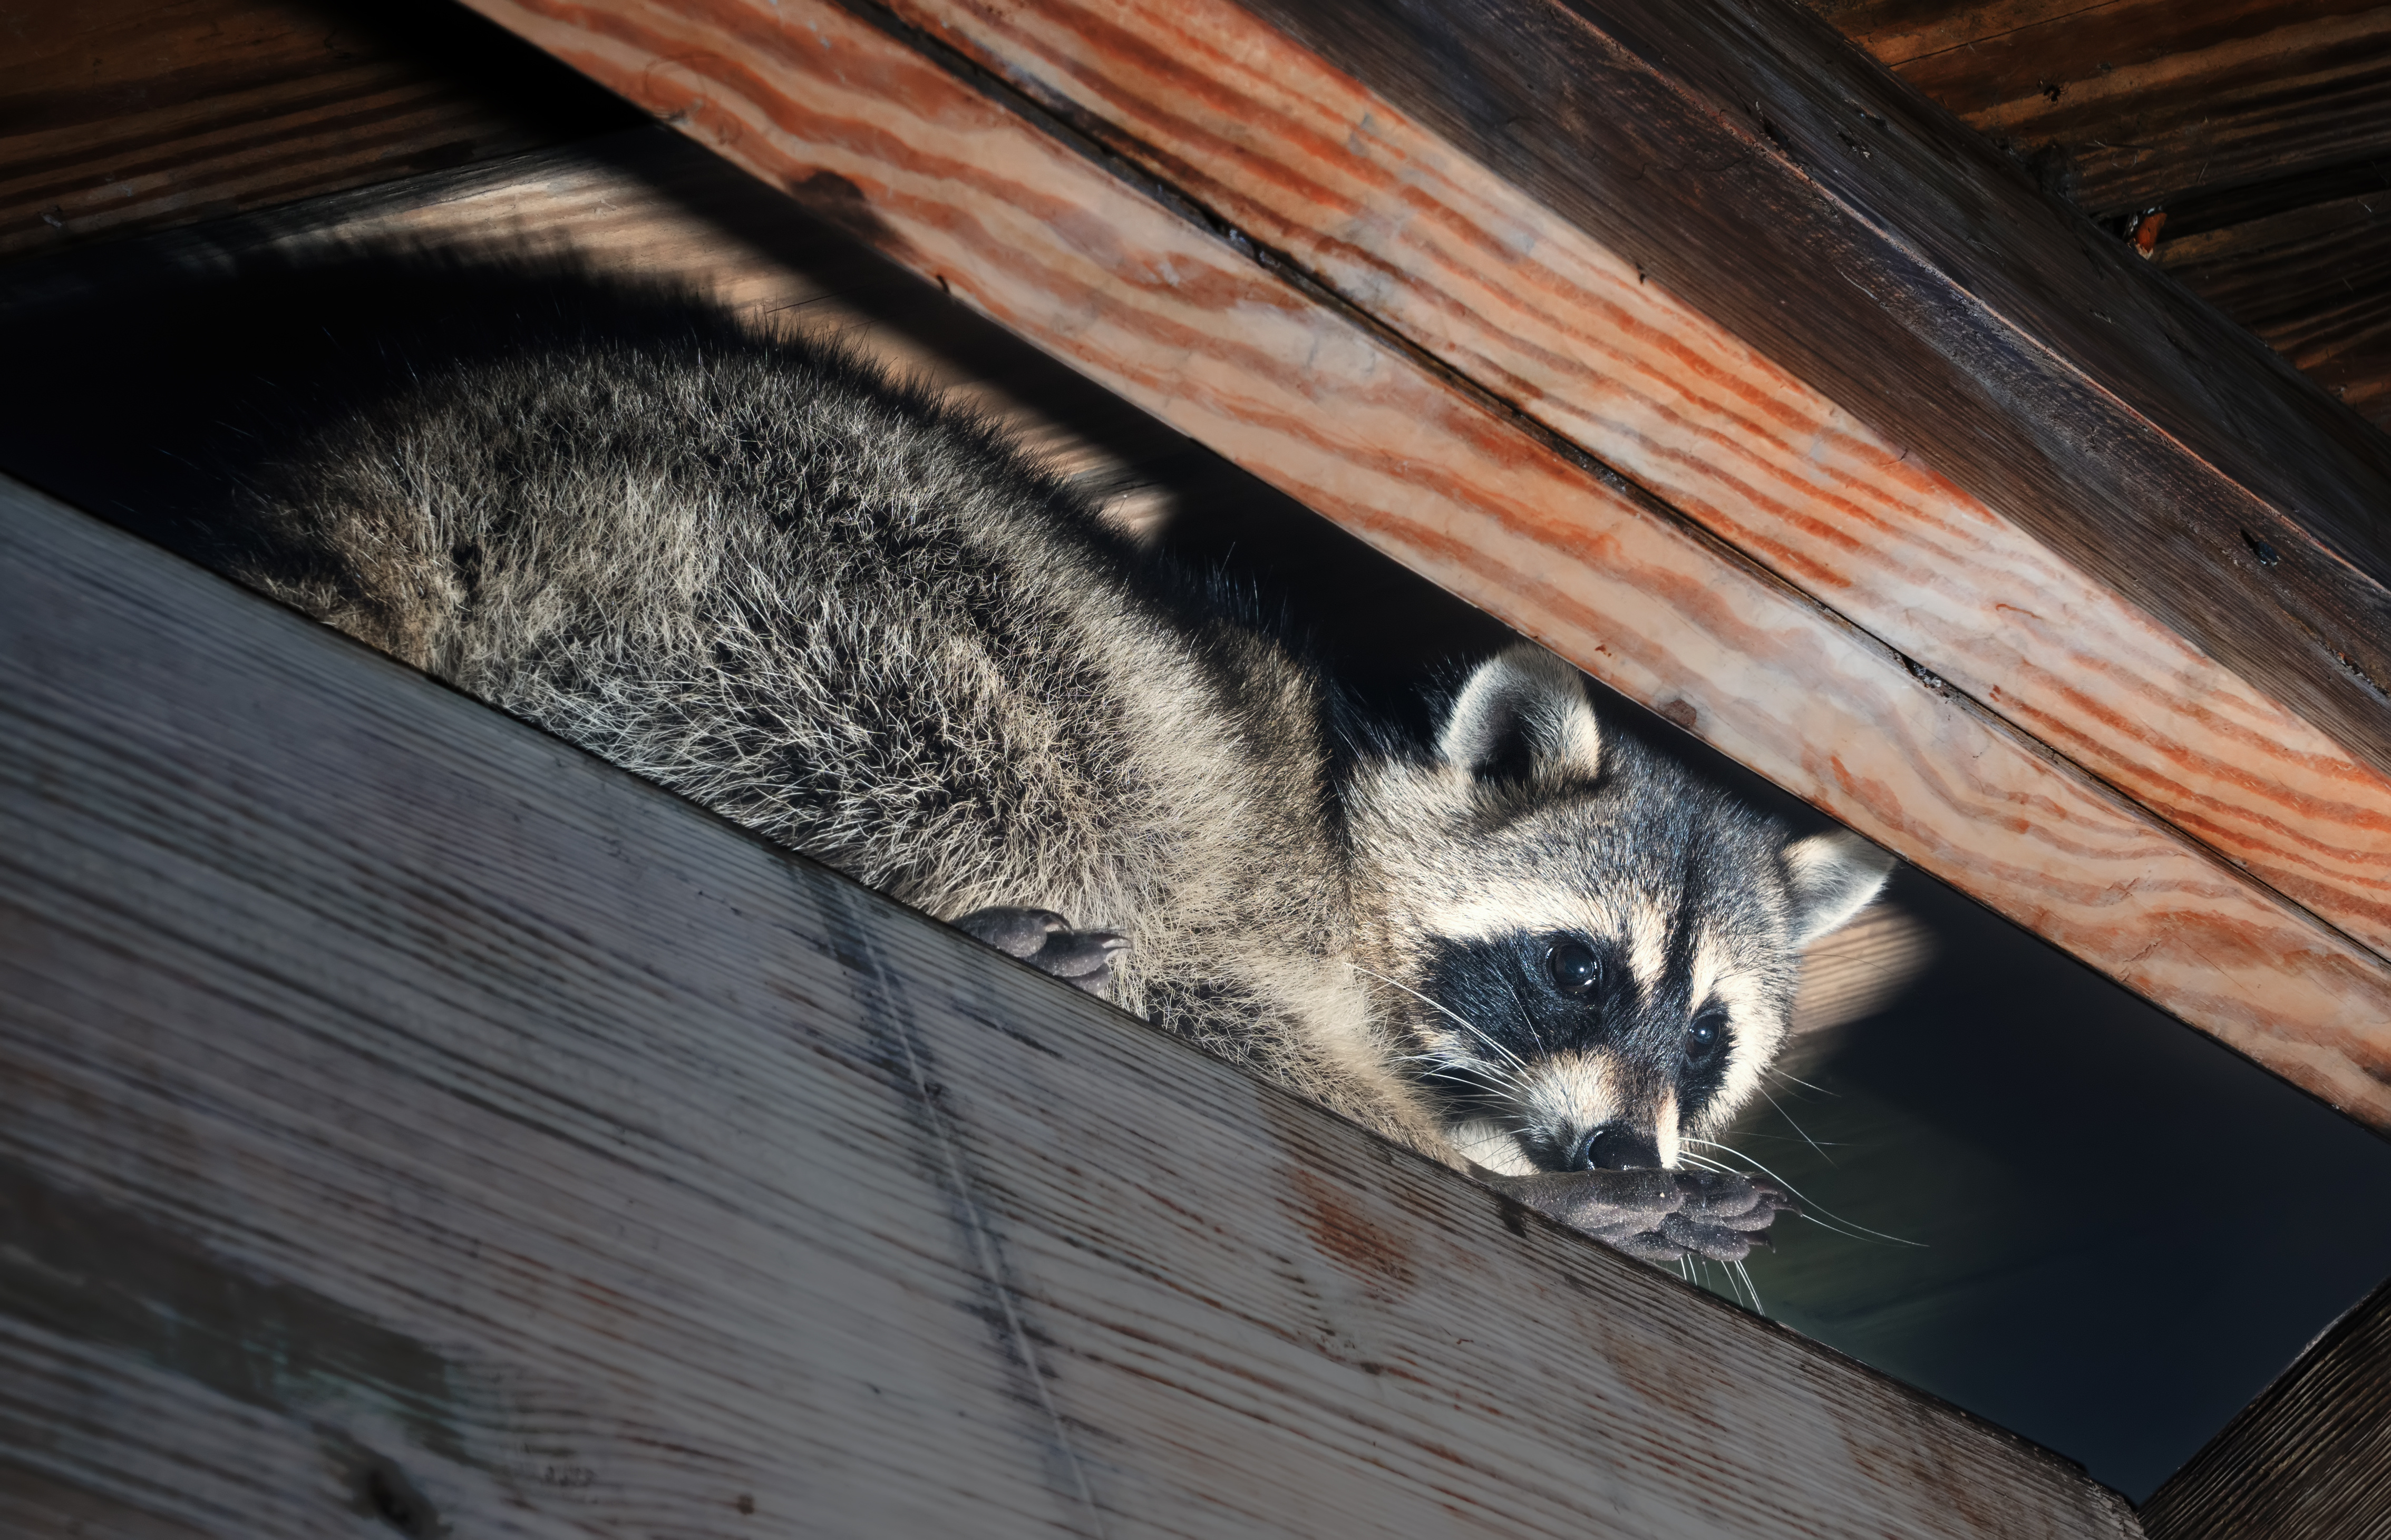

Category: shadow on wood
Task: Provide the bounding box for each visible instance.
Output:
[0,474,2144,1535]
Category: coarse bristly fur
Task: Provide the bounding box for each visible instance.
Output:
[6,254,1892,1191]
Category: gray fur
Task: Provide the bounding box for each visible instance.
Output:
[202,275,1892,1199]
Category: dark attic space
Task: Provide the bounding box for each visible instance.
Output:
[8,142,2391,1504]
[7,0,2391,1534]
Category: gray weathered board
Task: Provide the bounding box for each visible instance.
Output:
[2140,1274,2391,1540]
[0,475,2143,1537]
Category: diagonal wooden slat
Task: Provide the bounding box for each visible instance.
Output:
[450,0,2391,1125]
[861,0,2391,966]
[1236,0,2391,791]
[0,474,2149,1537]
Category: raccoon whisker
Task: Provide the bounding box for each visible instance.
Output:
[1764,1065,1841,1097]
[1353,966,1537,1078]
[1732,1259,1764,1317]
[1396,1048,1535,1103]
[1754,1083,1838,1168]
[1501,977,1551,1057]
[1680,1138,1927,1248]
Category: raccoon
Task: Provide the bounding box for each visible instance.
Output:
[4,257,1891,1262]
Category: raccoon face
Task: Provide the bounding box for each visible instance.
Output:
[1349,647,1892,1177]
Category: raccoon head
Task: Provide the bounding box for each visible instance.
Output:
[1348,646,1893,1177]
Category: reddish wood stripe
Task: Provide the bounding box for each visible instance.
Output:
[456,0,2391,1125]
[876,0,2391,969]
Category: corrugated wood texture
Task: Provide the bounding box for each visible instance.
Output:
[442,0,2391,1127]
[1810,0,2391,435]
[866,0,2391,1005]
[2140,1275,2391,1540]
[0,0,638,260]
[0,474,2151,1538]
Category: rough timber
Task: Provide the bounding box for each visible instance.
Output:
[439,0,2391,1130]
[0,475,2146,1536]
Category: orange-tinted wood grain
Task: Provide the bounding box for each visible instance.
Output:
[873,0,2391,970]
[451,0,2391,1127]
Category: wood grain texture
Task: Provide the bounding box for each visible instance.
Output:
[2164,194,2391,429]
[1824,0,2391,218]
[0,475,2150,1538]
[0,0,639,261]
[1805,0,2391,436]
[2140,1274,2391,1540]
[449,0,2391,1125]
[867,0,2391,981]
[1228,0,2391,797]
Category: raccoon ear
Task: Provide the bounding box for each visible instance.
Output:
[1437,646,1603,783]
[1782,830,1897,948]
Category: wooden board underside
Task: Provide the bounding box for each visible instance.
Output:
[0,0,640,260]
[1228,0,2391,794]
[2140,1275,2391,1540]
[853,0,2391,980]
[1816,0,2391,440]
[0,476,2145,1538]
[424,1,2391,1128]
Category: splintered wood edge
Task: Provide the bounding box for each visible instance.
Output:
[0,474,2145,1536]
[448,0,2391,1130]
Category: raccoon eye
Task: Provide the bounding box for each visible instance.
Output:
[1547,941,1601,996]
[1686,1007,1729,1058]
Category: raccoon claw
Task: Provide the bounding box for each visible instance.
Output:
[953,907,1129,995]
[1483,1166,1796,1266]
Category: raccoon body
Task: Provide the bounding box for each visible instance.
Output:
[12,259,1889,1194]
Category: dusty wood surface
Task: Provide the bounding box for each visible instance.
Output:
[0,0,638,261]
[1222,0,2391,796]
[427,3,2391,1128]
[0,475,2149,1538]
[866,0,2391,979]
[2140,1274,2391,1540]
[1811,0,2391,438]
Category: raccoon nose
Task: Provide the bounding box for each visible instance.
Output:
[1576,1125,1661,1171]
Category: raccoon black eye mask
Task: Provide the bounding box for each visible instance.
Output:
[59,255,1891,1273]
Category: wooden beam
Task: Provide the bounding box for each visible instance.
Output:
[1817,0,2391,440]
[851,0,2391,985]
[1833,0,2391,220]
[0,474,2149,1537]
[2139,1274,2391,1540]
[0,0,638,261]
[1226,0,2391,795]
[444,0,2391,1125]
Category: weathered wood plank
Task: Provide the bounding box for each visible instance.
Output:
[2139,1274,2391,1540]
[1806,0,2391,436]
[864,0,2391,973]
[0,0,638,261]
[1825,0,2391,219]
[2162,193,2391,430]
[1224,0,2391,798]
[448,0,2391,1125]
[0,475,2149,1537]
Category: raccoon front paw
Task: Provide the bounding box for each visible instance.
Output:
[953,907,1129,995]
[1483,1167,1794,1265]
